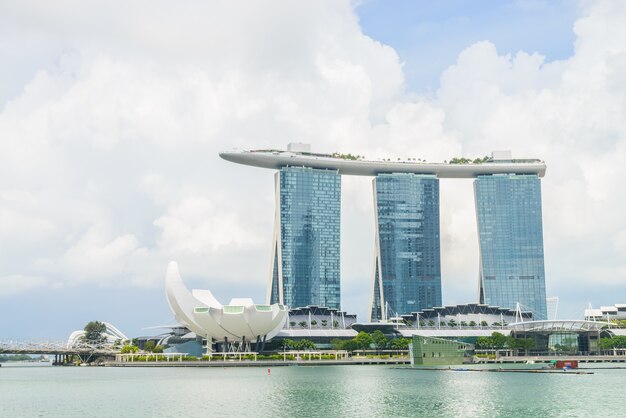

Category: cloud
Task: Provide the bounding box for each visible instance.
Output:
[0,0,404,297]
[429,0,626,299]
[60,225,141,281]
[0,275,47,296]
[0,0,626,321]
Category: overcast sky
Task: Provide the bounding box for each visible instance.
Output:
[2,0,625,339]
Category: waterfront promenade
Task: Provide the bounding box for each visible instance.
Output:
[105,354,626,367]
[475,354,626,365]
[105,357,411,367]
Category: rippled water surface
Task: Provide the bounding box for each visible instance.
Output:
[2,364,626,417]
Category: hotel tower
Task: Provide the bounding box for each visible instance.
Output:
[220,146,547,319]
[370,173,442,321]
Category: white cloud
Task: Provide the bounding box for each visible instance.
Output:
[60,225,140,280]
[0,0,404,298]
[1,0,626,320]
[0,275,47,296]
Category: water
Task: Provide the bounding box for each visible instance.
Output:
[1,364,626,417]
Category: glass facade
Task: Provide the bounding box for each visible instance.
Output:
[475,174,548,320]
[269,167,341,309]
[370,174,442,321]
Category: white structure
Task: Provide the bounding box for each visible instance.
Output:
[546,297,559,320]
[165,262,288,350]
[400,303,532,326]
[219,147,546,178]
[67,322,128,348]
[585,304,626,321]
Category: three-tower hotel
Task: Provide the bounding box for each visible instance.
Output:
[220,144,548,321]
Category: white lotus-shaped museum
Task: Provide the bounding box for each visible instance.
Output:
[165,261,288,343]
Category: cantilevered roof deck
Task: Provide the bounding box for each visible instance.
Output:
[219,149,546,178]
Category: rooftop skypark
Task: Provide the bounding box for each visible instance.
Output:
[219,144,546,178]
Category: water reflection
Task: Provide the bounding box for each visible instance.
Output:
[0,365,625,417]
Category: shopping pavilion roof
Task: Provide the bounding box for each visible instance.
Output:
[507,320,612,333]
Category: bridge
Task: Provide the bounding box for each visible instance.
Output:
[0,340,118,365]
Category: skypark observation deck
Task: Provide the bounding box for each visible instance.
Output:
[219,149,546,178]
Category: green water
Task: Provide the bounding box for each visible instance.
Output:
[1,364,625,417]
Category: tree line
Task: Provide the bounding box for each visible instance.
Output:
[599,336,626,349]
[0,354,37,362]
[475,332,535,352]
[277,331,411,352]
[332,331,410,351]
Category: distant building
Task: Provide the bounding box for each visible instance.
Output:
[509,320,613,354]
[410,335,474,366]
[400,303,532,326]
[286,306,356,329]
[475,172,548,320]
[585,304,626,321]
[370,173,442,321]
[274,306,358,348]
[268,166,341,309]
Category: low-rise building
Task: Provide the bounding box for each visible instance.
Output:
[410,336,474,366]
[585,304,626,321]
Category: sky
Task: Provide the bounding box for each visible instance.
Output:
[1,0,626,340]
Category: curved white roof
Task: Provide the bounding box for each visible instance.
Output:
[67,321,129,348]
[399,329,510,338]
[219,150,546,178]
[165,261,287,343]
[507,320,612,332]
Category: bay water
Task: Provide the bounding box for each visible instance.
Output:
[1,364,625,417]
